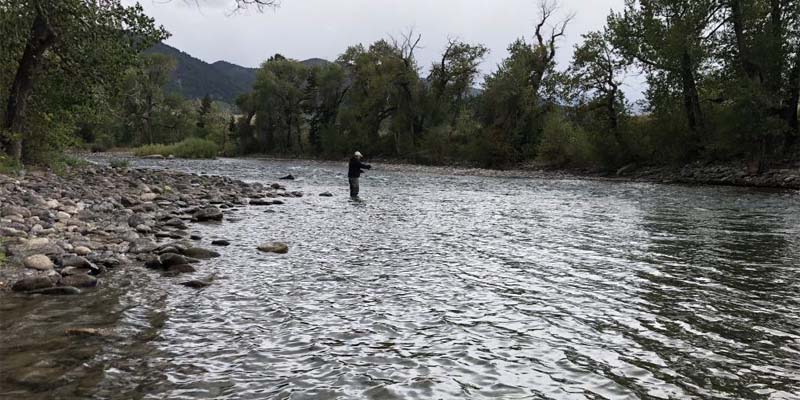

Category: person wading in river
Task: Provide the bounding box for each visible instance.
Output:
[348,151,371,198]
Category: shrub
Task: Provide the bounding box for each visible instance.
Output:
[537,111,596,167]
[133,144,171,157]
[170,138,218,159]
[132,138,218,159]
[0,154,21,175]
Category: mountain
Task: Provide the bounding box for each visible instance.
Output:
[145,43,332,104]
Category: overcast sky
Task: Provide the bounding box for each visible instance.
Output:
[130,0,644,100]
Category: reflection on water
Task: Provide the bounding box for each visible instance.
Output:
[2,157,799,399]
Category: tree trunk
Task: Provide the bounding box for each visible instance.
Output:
[2,10,56,161]
[680,50,704,135]
[784,52,799,150]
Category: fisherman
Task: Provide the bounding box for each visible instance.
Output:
[348,151,371,198]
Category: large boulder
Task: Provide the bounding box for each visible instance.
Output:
[194,207,223,222]
[28,286,81,295]
[181,279,211,288]
[182,247,220,259]
[59,255,101,275]
[60,274,98,288]
[159,252,192,266]
[12,276,57,292]
[24,254,55,271]
[257,242,289,254]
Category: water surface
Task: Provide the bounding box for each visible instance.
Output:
[2,157,799,399]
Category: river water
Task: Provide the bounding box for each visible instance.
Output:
[1,157,799,400]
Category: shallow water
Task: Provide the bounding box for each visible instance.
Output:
[2,157,800,399]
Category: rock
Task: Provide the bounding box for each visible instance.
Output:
[0,226,26,237]
[128,214,146,228]
[65,327,112,337]
[60,274,98,288]
[211,239,230,246]
[24,254,55,271]
[135,224,152,234]
[142,254,163,269]
[159,252,191,266]
[128,238,157,254]
[166,264,196,274]
[257,242,289,254]
[56,211,71,221]
[74,246,92,256]
[61,266,94,276]
[142,154,165,159]
[140,192,158,202]
[182,247,220,259]
[271,199,285,205]
[319,192,333,197]
[59,255,101,275]
[291,191,303,197]
[28,286,81,295]
[163,218,188,229]
[190,234,202,241]
[12,276,57,292]
[194,207,223,222]
[249,199,273,206]
[279,174,295,180]
[45,199,60,209]
[2,205,31,218]
[180,280,211,288]
[120,196,138,207]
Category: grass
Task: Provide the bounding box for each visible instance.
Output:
[50,154,89,176]
[0,154,20,175]
[133,138,219,159]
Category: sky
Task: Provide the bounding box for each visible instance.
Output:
[129,0,644,100]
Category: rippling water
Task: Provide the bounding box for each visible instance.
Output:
[2,157,800,399]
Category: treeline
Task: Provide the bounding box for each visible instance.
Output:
[2,0,799,170]
[234,0,800,169]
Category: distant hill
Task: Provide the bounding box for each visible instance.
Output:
[145,43,332,104]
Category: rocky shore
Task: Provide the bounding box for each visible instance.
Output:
[0,164,299,294]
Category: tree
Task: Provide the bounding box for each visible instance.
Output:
[1,0,167,162]
[568,29,630,151]
[303,63,348,155]
[252,55,308,153]
[119,53,179,146]
[428,39,489,131]
[197,94,213,131]
[608,0,724,144]
[724,0,800,152]
[477,0,573,165]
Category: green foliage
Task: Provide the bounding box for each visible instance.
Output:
[1,0,168,163]
[0,153,21,174]
[537,111,597,167]
[133,137,218,159]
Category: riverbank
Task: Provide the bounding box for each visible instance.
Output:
[0,164,299,294]
[86,150,800,189]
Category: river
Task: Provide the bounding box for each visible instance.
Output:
[1,157,799,399]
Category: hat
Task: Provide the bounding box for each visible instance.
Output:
[354,151,363,158]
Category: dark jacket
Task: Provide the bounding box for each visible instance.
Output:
[348,157,371,178]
